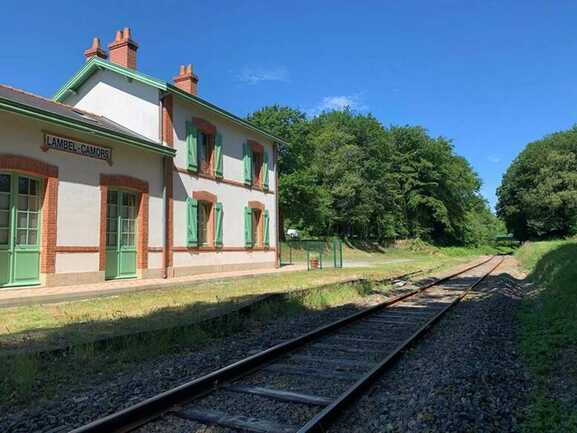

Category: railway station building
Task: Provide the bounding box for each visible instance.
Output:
[0,28,281,288]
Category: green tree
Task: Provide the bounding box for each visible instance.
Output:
[497,126,577,240]
[248,105,495,245]
[247,106,327,236]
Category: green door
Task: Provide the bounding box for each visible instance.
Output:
[0,173,41,288]
[105,190,137,280]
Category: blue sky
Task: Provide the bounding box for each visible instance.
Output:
[3,1,577,209]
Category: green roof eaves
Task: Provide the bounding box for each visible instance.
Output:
[53,57,167,101]
[0,97,175,157]
[53,57,289,146]
[167,84,290,146]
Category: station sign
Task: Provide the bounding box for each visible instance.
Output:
[43,134,112,164]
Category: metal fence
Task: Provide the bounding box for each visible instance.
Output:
[280,239,343,270]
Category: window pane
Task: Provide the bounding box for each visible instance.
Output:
[18,177,29,195]
[29,196,39,211]
[123,193,136,207]
[28,230,37,246]
[16,229,27,245]
[29,180,38,196]
[199,133,207,162]
[198,202,209,245]
[252,153,262,183]
[17,212,27,228]
[107,232,116,247]
[0,229,8,245]
[252,211,260,244]
[29,213,38,229]
[108,205,117,218]
[0,194,9,210]
[108,191,118,204]
[18,196,27,210]
[0,175,10,193]
[107,218,117,233]
[0,211,9,228]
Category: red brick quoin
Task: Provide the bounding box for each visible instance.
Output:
[0,154,59,275]
[99,175,149,272]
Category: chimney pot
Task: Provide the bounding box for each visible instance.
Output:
[108,27,138,69]
[84,37,107,61]
[173,64,199,96]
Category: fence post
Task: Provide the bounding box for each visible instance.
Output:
[332,238,337,268]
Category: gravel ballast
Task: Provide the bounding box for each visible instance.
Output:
[329,258,531,433]
[3,258,528,433]
[1,283,410,433]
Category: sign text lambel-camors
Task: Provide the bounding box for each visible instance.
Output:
[43,134,112,164]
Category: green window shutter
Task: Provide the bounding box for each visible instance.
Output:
[186,121,198,172]
[215,133,223,178]
[215,202,223,247]
[263,151,270,190]
[187,197,198,247]
[244,206,253,247]
[243,142,252,185]
[264,209,270,248]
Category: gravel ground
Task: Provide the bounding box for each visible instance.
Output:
[1,282,417,433]
[136,257,498,433]
[329,256,532,433]
[1,257,498,433]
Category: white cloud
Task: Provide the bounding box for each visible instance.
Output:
[306,94,368,116]
[487,155,501,164]
[237,66,290,85]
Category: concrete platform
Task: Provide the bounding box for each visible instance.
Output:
[0,265,306,308]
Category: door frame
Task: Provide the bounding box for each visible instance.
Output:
[0,172,43,287]
[99,175,149,278]
[105,189,138,280]
[0,155,59,287]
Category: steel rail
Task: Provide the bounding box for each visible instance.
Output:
[68,256,497,433]
[297,255,504,433]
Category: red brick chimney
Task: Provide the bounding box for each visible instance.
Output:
[173,64,199,96]
[108,28,138,69]
[84,37,107,60]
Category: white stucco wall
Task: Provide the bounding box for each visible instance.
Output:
[0,112,165,277]
[171,99,278,259]
[172,99,276,192]
[63,69,160,142]
[173,250,276,267]
[56,253,99,273]
[173,173,277,248]
[1,64,281,285]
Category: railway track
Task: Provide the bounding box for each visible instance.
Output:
[69,256,503,433]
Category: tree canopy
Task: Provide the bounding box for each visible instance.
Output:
[497,126,577,240]
[248,105,500,246]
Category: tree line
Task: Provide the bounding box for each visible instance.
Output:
[497,125,577,241]
[248,106,502,246]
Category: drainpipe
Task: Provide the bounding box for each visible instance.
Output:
[274,143,281,268]
[159,93,168,279]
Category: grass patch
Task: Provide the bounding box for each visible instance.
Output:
[0,248,478,354]
[0,280,376,408]
[0,244,488,410]
[516,239,577,432]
